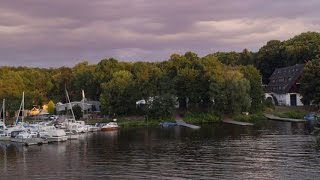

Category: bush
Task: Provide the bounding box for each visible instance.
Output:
[233,113,267,122]
[275,110,306,119]
[72,105,82,120]
[184,112,221,124]
[264,98,275,109]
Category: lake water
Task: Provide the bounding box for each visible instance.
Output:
[1,120,320,180]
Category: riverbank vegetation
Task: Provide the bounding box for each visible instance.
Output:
[267,106,314,119]
[1,32,320,124]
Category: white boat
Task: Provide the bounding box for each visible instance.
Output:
[9,130,46,145]
[0,130,10,141]
[62,119,86,133]
[14,130,38,139]
[101,119,119,131]
[29,122,68,142]
[65,130,80,140]
[63,89,87,134]
[85,125,99,132]
[44,129,68,142]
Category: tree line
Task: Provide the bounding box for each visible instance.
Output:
[0,53,263,119]
[1,31,320,118]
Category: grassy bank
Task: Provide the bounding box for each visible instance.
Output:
[184,112,222,124]
[7,106,312,128]
[232,113,267,122]
[267,106,313,119]
[100,116,175,128]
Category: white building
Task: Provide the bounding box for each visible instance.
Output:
[56,100,101,114]
[266,64,304,106]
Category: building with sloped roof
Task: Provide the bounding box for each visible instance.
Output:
[266,64,304,106]
[56,100,101,114]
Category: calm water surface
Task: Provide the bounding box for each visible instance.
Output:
[1,120,320,179]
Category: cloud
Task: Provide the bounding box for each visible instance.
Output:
[0,0,320,67]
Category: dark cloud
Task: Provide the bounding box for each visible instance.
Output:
[1,0,320,67]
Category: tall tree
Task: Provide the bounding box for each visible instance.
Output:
[256,40,285,83]
[47,100,55,114]
[100,70,136,115]
[300,59,320,105]
[240,65,264,112]
[239,49,254,65]
[72,61,97,100]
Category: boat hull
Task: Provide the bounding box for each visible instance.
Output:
[47,136,68,142]
[101,127,118,131]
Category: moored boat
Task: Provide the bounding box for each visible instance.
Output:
[101,119,119,131]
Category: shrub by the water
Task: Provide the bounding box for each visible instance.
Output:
[184,112,221,124]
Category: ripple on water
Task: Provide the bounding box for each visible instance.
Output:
[1,122,320,179]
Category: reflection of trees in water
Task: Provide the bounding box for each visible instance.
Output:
[0,142,28,177]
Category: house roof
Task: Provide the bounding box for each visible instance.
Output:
[267,64,304,94]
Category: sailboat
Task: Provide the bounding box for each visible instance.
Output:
[10,92,37,138]
[0,99,9,139]
[62,89,86,139]
[6,92,47,145]
[81,90,98,132]
[1,93,28,140]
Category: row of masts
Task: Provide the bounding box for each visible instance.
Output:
[0,89,86,126]
[0,92,25,126]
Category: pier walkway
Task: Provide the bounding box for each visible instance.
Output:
[175,119,200,129]
[264,113,306,123]
[223,118,254,126]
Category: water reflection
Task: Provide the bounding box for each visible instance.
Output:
[1,121,320,179]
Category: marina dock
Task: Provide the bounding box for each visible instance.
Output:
[175,119,200,129]
[264,113,306,123]
[223,118,254,126]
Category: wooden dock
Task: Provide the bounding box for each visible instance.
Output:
[264,113,306,123]
[223,119,254,126]
[175,119,200,129]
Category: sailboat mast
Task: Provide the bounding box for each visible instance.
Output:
[22,92,24,123]
[66,89,75,119]
[15,92,24,125]
[3,99,5,124]
[82,90,85,119]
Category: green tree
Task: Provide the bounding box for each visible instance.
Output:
[146,94,175,119]
[239,49,254,65]
[72,61,98,100]
[240,65,264,112]
[300,59,320,105]
[49,67,74,103]
[256,40,285,83]
[0,70,26,116]
[213,51,240,66]
[47,100,55,114]
[131,62,161,100]
[100,70,136,115]
[283,32,320,65]
[210,68,251,114]
[72,104,82,120]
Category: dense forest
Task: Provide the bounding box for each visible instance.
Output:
[1,32,320,118]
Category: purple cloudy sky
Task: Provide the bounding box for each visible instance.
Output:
[1,0,320,67]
